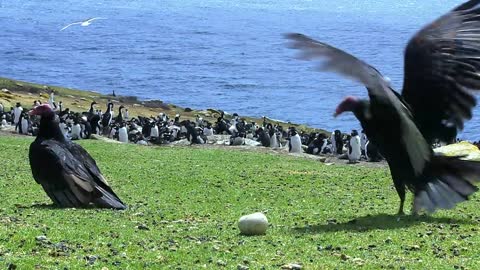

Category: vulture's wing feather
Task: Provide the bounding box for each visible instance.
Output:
[285,33,388,97]
[29,140,125,209]
[285,33,431,175]
[67,143,126,209]
[29,140,95,206]
[402,0,480,143]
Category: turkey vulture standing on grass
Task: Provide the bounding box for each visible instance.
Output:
[29,104,126,209]
[286,0,480,214]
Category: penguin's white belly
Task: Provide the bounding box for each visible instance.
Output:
[349,136,361,161]
[119,128,128,143]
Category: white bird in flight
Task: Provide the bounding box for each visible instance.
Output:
[60,17,106,31]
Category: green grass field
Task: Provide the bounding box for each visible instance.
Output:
[0,135,479,269]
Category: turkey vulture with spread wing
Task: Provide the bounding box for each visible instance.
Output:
[286,0,480,214]
[29,104,126,209]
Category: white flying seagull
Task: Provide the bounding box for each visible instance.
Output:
[60,17,106,31]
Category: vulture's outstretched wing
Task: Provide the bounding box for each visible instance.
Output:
[285,33,431,175]
[285,33,389,98]
[402,0,480,143]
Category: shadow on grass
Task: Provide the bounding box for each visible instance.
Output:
[293,213,474,233]
[15,203,96,210]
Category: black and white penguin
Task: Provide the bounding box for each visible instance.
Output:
[256,127,270,147]
[150,122,159,138]
[101,102,114,135]
[195,114,204,127]
[334,130,343,155]
[88,101,97,117]
[169,126,180,142]
[19,112,29,135]
[230,136,245,146]
[348,130,361,163]
[80,116,92,139]
[182,120,204,144]
[267,125,280,148]
[360,130,368,156]
[71,118,82,140]
[330,131,336,154]
[13,102,23,127]
[115,105,125,124]
[288,128,302,153]
[59,119,68,137]
[203,122,214,136]
[48,91,55,109]
[118,123,128,143]
[109,125,117,139]
[1,115,7,127]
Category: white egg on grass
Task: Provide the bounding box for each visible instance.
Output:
[238,212,268,235]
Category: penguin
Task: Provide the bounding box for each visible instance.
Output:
[1,115,7,127]
[71,119,82,140]
[81,116,92,139]
[109,125,117,139]
[19,113,29,135]
[203,122,214,136]
[256,127,270,147]
[150,122,159,138]
[348,130,361,163]
[270,131,279,148]
[115,105,124,124]
[334,130,343,155]
[360,130,368,157]
[330,131,337,154]
[195,115,204,127]
[13,102,23,127]
[230,136,245,146]
[88,101,97,117]
[228,118,238,136]
[124,109,129,120]
[48,91,55,108]
[142,120,152,138]
[289,129,302,153]
[319,134,329,154]
[101,102,114,135]
[59,108,70,120]
[59,119,68,137]
[182,120,203,144]
[118,123,128,143]
[136,134,148,145]
[169,126,179,142]
[174,114,180,124]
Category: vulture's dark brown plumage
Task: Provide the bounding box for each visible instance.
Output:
[29,104,126,209]
[286,0,480,214]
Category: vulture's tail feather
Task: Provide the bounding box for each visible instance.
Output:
[93,186,127,210]
[413,155,480,213]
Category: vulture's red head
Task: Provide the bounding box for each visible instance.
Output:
[29,104,54,117]
[334,96,359,117]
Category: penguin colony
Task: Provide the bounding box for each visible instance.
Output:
[0,98,380,160]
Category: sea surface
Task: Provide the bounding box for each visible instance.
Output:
[1,0,479,140]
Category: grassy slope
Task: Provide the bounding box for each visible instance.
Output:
[0,136,480,269]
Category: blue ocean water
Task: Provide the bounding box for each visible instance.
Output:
[1,0,478,139]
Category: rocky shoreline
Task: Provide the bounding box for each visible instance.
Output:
[0,77,327,134]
